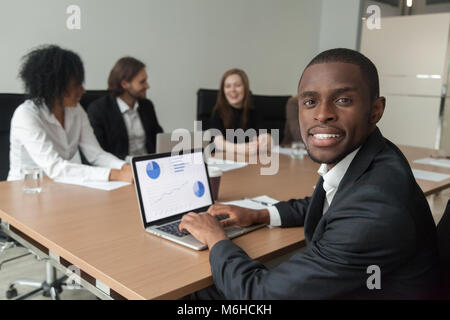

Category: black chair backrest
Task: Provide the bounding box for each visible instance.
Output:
[253,94,290,141]
[196,88,290,142]
[79,90,109,112]
[196,89,218,131]
[437,199,450,296]
[0,93,26,181]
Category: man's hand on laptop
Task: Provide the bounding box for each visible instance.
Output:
[179,212,227,249]
[207,204,270,227]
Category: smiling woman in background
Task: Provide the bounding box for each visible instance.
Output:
[7,45,133,182]
[209,68,271,154]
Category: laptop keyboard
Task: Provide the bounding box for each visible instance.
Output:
[157,215,229,238]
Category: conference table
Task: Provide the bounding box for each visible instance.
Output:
[0,144,449,300]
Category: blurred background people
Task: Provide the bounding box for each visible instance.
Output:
[88,57,163,162]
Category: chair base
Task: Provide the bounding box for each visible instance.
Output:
[6,259,83,300]
[7,277,68,300]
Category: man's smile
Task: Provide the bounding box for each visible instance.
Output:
[308,126,345,148]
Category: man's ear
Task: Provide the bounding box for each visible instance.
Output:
[369,96,386,125]
[120,80,129,90]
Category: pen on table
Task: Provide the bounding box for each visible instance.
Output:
[244,197,272,206]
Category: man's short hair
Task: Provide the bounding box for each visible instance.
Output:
[304,48,380,102]
[108,57,146,96]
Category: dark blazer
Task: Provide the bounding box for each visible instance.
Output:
[87,94,163,160]
[209,128,441,299]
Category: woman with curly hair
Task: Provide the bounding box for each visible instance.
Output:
[7,45,132,182]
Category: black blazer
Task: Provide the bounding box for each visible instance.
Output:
[209,128,441,299]
[87,94,163,160]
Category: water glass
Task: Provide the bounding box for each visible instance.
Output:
[290,142,306,159]
[21,167,43,194]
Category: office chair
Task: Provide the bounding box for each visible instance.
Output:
[0,93,32,272]
[0,93,85,299]
[196,88,290,142]
[252,94,290,142]
[196,89,218,131]
[437,199,450,298]
[79,90,108,112]
[0,234,34,271]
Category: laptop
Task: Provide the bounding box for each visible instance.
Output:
[131,149,264,250]
[156,131,211,154]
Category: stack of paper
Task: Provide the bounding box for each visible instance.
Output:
[54,179,131,191]
[206,158,248,172]
[414,157,450,169]
[272,146,307,157]
[220,195,279,210]
[412,169,450,182]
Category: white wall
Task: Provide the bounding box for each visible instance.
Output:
[0,0,324,132]
[318,0,362,52]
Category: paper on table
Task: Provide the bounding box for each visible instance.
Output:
[412,169,450,182]
[206,157,248,172]
[220,195,279,210]
[414,157,450,169]
[272,146,307,157]
[219,196,280,229]
[272,146,292,156]
[54,178,131,191]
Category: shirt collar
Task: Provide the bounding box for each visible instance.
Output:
[317,147,361,191]
[39,102,67,126]
[117,97,139,114]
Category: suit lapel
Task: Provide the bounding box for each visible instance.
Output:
[137,102,150,135]
[330,128,385,207]
[305,177,326,242]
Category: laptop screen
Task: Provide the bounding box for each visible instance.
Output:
[133,151,213,225]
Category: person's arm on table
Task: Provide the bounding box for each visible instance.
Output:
[109,164,133,182]
[213,135,258,155]
[209,188,416,299]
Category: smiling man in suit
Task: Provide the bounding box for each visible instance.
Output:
[179,48,441,299]
[88,57,163,162]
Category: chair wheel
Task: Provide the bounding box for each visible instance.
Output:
[6,288,18,299]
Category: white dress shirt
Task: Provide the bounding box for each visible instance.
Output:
[116,97,147,163]
[7,100,126,181]
[267,147,361,226]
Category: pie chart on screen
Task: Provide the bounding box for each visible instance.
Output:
[193,181,205,197]
[146,161,161,179]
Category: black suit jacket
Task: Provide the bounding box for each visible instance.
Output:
[209,128,441,299]
[87,94,163,160]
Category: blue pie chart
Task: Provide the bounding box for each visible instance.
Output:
[146,161,161,179]
[193,181,205,198]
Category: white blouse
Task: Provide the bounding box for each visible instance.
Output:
[7,100,125,181]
